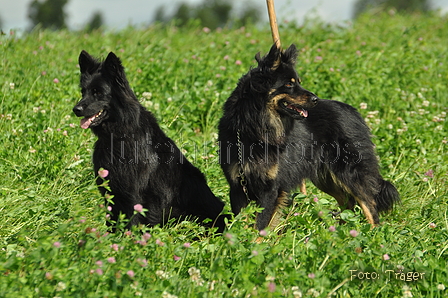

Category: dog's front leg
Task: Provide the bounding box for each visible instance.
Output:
[229,181,250,216]
[254,186,285,231]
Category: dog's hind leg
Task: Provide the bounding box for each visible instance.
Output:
[349,178,399,226]
[324,171,380,226]
[353,198,379,226]
[310,170,383,225]
[311,171,355,211]
[322,188,378,226]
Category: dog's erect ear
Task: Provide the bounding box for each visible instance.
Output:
[257,43,282,71]
[255,52,262,63]
[79,50,97,73]
[282,44,298,66]
[268,43,282,71]
[103,52,132,91]
[103,52,124,78]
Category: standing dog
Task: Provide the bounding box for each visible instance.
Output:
[73,51,226,231]
[218,44,399,231]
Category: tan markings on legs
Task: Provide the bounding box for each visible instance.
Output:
[253,192,290,243]
[329,172,362,208]
[355,200,376,227]
[329,171,376,225]
[268,191,290,231]
[299,180,307,195]
[327,173,353,209]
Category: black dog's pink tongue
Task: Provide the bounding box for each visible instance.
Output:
[80,117,92,129]
[300,109,308,118]
[287,104,308,117]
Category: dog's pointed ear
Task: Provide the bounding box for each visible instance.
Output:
[103,52,132,91]
[257,43,282,71]
[282,44,298,65]
[104,52,124,77]
[79,50,96,73]
[267,43,282,71]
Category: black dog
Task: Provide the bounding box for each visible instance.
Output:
[218,44,399,231]
[73,50,226,231]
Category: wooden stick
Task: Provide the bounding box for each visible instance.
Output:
[266,0,281,48]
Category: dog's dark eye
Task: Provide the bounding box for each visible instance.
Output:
[284,82,294,88]
[92,88,102,96]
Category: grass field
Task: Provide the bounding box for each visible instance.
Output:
[1,12,447,297]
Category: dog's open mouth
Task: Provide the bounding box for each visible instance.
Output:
[280,100,308,118]
[80,110,106,129]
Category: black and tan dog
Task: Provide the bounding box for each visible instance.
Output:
[218,44,399,231]
[73,51,226,232]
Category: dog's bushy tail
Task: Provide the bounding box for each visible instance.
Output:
[375,180,400,213]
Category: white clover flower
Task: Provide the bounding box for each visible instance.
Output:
[162,291,178,298]
[306,288,320,297]
[142,92,152,100]
[402,285,413,297]
[291,286,302,298]
[56,282,66,292]
[188,267,204,286]
[155,270,170,279]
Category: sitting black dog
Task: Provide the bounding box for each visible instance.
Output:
[73,50,226,231]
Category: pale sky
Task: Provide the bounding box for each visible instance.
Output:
[1,0,448,31]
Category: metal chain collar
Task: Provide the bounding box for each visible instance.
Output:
[237,130,250,200]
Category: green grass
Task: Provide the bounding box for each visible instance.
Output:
[1,12,447,297]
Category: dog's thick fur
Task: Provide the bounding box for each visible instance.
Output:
[73,51,226,231]
[218,44,400,230]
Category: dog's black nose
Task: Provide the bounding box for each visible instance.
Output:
[310,95,318,104]
[73,105,84,116]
